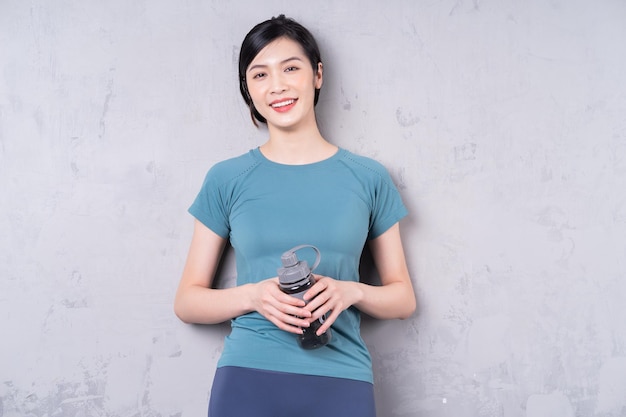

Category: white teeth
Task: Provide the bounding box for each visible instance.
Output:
[271,99,295,108]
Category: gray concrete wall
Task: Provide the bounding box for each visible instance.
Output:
[1,1,625,416]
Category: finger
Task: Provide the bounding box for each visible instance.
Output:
[267,309,310,333]
[304,282,334,312]
[283,303,312,318]
[262,293,310,319]
[277,292,307,307]
[263,278,307,307]
[303,292,330,315]
[303,277,328,301]
[316,309,339,336]
[273,301,313,326]
[269,316,304,334]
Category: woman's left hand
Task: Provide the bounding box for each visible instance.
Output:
[302,276,362,336]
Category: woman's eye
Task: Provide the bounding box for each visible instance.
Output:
[285,66,298,72]
[252,72,266,79]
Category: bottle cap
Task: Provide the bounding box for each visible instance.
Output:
[278,260,311,286]
[277,245,320,286]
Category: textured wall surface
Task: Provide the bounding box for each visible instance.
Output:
[2,1,626,416]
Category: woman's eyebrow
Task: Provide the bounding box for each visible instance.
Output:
[247,56,304,73]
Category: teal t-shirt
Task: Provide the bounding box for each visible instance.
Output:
[189,147,407,383]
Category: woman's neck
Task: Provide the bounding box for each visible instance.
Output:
[261,124,337,165]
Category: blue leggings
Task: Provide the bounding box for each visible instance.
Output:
[208,366,376,417]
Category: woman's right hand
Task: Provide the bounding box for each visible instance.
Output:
[250,278,312,334]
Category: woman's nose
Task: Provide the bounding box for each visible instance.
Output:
[270,73,287,93]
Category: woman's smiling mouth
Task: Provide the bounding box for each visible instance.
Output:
[270,98,297,112]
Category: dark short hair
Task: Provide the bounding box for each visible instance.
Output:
[238,15,322,126]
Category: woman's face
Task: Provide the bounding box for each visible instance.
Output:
[245,37,323,131]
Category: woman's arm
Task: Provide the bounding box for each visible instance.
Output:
[353,222,416,319]
[303,222,416,334]
[174,220,313,332]
[174,220,247,324]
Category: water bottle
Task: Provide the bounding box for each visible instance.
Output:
[277,245,332,349]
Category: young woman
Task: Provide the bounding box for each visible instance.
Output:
[174,15,416,417]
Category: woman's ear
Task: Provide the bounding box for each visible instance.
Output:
[315,62,323,89]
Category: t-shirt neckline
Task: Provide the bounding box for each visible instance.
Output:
[251,147,344,169]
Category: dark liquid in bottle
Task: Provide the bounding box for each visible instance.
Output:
[282,279,331,349]
[299,319,331,349]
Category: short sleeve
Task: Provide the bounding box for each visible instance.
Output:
[188,167,231,238]
[368,169,408,240]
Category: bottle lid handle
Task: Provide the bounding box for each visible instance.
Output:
[280,244,321,271]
